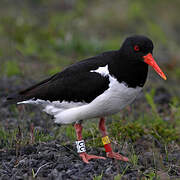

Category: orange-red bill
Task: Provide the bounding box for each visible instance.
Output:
[143,53,167,80]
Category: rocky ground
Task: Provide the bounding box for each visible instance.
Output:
[0,139,179,180]
[0,77,180,180]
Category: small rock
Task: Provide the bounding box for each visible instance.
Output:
[56,163,65,171]
[105,166,112,174]
[50,168,59,178]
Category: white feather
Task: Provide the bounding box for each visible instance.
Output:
[90,65,109,77]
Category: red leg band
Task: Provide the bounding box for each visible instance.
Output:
[104,144,112,152]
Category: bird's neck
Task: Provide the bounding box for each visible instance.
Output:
[109,52,148,88]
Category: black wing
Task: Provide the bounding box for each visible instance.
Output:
[5,51,117,104]
[6,72,109,104]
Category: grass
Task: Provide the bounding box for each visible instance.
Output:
[0,0,180,179]
[0,125,54,151]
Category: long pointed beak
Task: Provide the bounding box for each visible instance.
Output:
[143,53,167,80]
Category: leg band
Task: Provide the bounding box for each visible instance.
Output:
[76,140,86,153]
[102,136,110,145]
[102,136,112,152]
[104,144,112,152]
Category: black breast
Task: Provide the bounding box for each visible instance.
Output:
[109,59,148,88]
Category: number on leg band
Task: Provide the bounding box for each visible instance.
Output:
[76,140,86,153]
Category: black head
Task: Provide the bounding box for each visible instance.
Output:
[119,35,166,80]
[120,35,154,61]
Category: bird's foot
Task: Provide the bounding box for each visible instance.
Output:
[79,152,106,163]
[106,151,129,161]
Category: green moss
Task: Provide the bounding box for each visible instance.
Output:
[109,119,179,144]
[109,121,146,142]
[150,121,179,143]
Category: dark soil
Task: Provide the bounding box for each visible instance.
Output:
[0,77,180,180]
[0,138,180,180]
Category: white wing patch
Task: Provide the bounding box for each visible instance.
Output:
[90,65,109,77]
[18,99,49,105]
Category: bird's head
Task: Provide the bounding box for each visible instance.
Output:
[121,35,167,80]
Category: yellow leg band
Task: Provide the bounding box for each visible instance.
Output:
[102,136,110,145]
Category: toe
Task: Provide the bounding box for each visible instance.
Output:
[79,152,106,162]
[122,156,129,161]
[107,152,129,162]
[86,154,106,161]
[79,153,89,163]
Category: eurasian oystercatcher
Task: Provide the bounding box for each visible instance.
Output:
[5,35,166,163]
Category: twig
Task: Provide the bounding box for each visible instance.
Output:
[16,126,22,157]
[32,162,50,178]
[30,123,35,144]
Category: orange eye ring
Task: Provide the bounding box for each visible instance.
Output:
[134,45,140,51]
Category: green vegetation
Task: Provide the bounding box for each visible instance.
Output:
[0,125,54,150]
[0,0,179,79]
[0,0,180,179]
[2,61,21,77]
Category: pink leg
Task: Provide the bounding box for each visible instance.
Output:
[74,123,106,163]
[99,117,129,162]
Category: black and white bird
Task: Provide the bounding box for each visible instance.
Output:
[5,35,166,163]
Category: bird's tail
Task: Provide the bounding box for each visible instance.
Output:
[2,92,24,106]
[2,72,59,107]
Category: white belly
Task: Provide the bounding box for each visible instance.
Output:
[53,75,142,124]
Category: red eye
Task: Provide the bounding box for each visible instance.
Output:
[134,45,140,52]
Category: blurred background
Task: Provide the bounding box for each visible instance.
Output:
[0,1,180,179]
[0,0,180,91]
